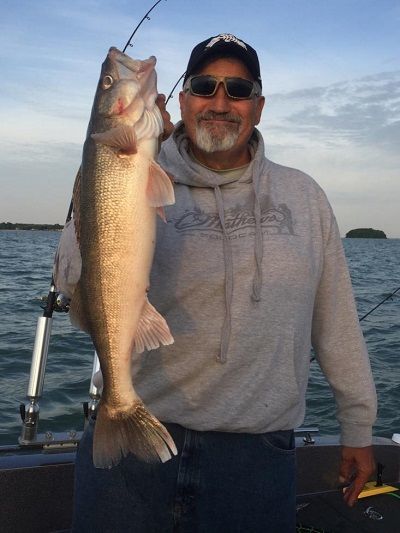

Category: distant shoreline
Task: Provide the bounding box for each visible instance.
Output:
[0,222,63,231]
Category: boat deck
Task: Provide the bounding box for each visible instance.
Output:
[1,436,399,532]
[296,484,400,532]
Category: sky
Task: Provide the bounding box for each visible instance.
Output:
[1,0,399,237]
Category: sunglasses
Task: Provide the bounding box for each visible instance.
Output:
[184,75,261,100]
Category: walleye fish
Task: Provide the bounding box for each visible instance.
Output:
[54,47,176,468]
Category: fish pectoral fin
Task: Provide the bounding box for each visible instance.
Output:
[156,206,166,222]
[91,125,137,155]
[133,297,174,353]
[146,161,175,208]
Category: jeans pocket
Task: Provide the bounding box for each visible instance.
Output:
[259,429,295,455]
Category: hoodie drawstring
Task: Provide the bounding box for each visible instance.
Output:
[213,165,264,362]
[213,185,234,363]
[252,174,263,302]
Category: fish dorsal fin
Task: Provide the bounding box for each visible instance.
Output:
[53,165,82,299]
[91,125,137,155]
[147,160,175,207]
[133,296,174,353]
[53,217,82,300]
[72,166,82,243]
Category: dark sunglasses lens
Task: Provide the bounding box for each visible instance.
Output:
[226,78,254,98]
[190,76,217,96]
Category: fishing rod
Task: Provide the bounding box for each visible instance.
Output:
[359,286,400,322]
[122,0,181,105]
[122,0,167,52]
[165,71,185,105]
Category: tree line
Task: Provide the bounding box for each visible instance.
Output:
[0,222,63,231]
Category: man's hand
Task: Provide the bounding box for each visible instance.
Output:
[339,445,375,507]
[156,94,174,142]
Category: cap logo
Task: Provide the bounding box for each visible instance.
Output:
[205,34,247,51]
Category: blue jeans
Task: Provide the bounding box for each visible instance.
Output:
[72,419,296,532]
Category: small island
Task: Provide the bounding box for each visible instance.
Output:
[0,222,63,231]
[345,228,387,239]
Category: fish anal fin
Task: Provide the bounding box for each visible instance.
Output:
[91,125,137,155]
[93,400,178,468]
[146,160,175,207]
[133,297,174,353]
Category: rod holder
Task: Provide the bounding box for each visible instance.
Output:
[89,351,101,399]
[84,352,101,427]
[28,316,53,398]
[19,400,40,444]
[19,315,53,444]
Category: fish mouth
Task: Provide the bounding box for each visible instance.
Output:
[95,48,158,122]
[108,47,157,75]
[99,48,158,118]
[108,47,142,73]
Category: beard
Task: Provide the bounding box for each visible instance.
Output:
[194,112,242,153]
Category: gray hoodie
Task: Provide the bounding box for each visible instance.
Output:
[132,123,377,447]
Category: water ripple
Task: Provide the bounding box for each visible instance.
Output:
[1,232,399,444]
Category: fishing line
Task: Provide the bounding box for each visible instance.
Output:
[359,286,400,322]
[122,0,167,53]
[386,491,400,499]
[310,285,400,363]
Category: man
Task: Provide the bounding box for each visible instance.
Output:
[73,34,376,532]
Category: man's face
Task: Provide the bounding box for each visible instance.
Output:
[179,57,265,167]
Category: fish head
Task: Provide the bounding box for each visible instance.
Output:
[91,48,158,126]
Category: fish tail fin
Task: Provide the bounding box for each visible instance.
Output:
[93,400,177,468]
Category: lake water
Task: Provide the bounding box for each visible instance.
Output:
[0,230,399,445]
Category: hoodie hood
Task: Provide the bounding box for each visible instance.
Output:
[158,121,264,187]
[158,123,266,363]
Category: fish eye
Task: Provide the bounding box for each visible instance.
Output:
[102,75,114,89]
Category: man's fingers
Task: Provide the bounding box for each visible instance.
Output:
[156,93,167,107]
[339,458,354,483]
[343,472,369,506]
[339,446,376,507]
[156,94,174,141]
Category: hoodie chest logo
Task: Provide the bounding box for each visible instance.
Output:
[172,196,296,237]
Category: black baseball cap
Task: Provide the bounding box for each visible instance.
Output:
[183,33,262,89]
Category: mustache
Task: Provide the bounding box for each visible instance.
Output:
[196,112,242,124]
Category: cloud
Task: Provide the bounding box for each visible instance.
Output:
[259,70,400,237]
[264,70,400,153]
